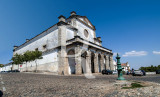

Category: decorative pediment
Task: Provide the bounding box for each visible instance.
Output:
[78,17,95,30]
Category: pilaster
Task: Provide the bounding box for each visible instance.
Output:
[58,25,69,75]
[75,45,82,75]
[86,51,91,74]
[94,52,99,73]
[106,55,110,70]
[109,55,114,70]
[100,54,104,71]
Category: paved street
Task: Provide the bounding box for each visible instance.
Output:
[0,73,160,97]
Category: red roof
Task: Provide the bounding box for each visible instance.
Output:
[121,63,127,66]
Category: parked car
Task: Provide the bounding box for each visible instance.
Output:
[102,69,113,75]
[156,70,160,74]
[132,70,144,76]
[6,70,20,73]
[7,70,12,73]
[113,71,117,74]
[11,70,20,72]
[1,71,7,73]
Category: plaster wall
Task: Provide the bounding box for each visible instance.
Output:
[14,28,58,55]
[76,20,95,43]
[18,49,58,73]
[2,65,12,71]
[66,29,74,40]
[79,18,92,27]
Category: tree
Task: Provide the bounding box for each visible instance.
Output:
[11,53,23,70]
[139,65,160,72]
[23,51,33,71]
[158,65,160,69]
[11,51,43,72]
[0,64,4,68]
[32,50,43,72]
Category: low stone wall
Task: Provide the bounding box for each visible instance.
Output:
[146,72,156,75]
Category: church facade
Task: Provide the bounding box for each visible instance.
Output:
[13,11,114,75]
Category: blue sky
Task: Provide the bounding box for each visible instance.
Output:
[0,0,160,69]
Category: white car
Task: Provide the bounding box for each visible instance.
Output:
[113,71,118,74]
[132,70,143,76]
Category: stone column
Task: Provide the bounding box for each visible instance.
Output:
[58,48,69,75]
[58,25,69,75]
[100,54,104,71]
[75,45,82,75]
[94,52,99,73]
[86,51,91,74]
[106,55,110,70]
[109,55,114,71]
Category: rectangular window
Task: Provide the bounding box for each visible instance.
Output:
[43,45,47,49]
[35,48,38,51]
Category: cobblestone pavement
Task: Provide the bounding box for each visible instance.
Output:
[0,73,160,97]
[98,74,160,83]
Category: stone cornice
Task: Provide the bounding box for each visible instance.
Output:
[57,21,69,26]
[94,38,102,43]
[66,36,112,53]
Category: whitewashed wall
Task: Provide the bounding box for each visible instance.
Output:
[2,65,12,71]
[76,20,95,42]
[12,26,59,73]
[66,29,74,40]
[14,28,58,55]
[79,18,92,27]
[17,49,58,73]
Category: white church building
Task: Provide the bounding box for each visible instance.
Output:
[12,11,114,75]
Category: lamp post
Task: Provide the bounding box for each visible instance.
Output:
[116,53,125,80]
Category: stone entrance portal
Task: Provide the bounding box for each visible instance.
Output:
[81,51,87,74]
[98,54,101,72]
[68,50,75,74]
[91,52,95,73]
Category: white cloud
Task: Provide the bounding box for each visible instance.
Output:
[122,51,147,57]
[153,51,160,55]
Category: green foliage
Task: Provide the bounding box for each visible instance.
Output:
[23,51,33,62]
[0,64,4,67]
[32,50,43,72]
[122,82,144,89]
[33,50,43,60]
[139,65,160,72]
[11,53,23,65]
[122,71,126,74]
[11,50,43,66]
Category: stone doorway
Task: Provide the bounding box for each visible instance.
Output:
[81,51,87,74]
[98,54,101,72]
[91,52,95,73]
[68,50,75,74]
